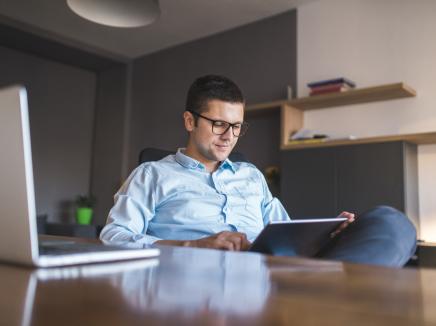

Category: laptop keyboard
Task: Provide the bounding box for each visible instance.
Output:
[39,242,130,256]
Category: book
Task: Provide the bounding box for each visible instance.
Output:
[327,135,357,141]
[310,86,350,96]
[287,138,327,145]
[309,82,353,92]
[307,77,356,89]
[290,128,327,140]
[287,135,357,145]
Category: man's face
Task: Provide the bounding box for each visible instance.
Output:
[185,99,244,164]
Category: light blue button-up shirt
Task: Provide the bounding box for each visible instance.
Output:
[100,149,291,246]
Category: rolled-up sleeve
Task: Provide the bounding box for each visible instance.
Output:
[257,170,291,225]
[100,165,161,246]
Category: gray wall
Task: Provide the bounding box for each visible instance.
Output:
[0,45,97,223]
[91,66,128,225]
[0,10,297,225]
[129,10,297,172]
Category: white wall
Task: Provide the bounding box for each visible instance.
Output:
[298,0,436,241]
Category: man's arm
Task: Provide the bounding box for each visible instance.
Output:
[100,166,161,246]
[155,231,251,251]
[257,169,291,225]
[100,166,251,250]
[257,168,356,234]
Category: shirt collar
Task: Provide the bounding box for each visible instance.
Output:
[175,148,236,173]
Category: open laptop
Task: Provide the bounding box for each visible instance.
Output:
[0,85,160,267]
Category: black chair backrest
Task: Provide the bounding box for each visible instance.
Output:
[138,148,249,165]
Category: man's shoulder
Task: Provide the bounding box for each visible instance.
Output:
[136,154,177,173]
[231,161,262,175]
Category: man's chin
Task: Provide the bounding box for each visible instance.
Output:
[211,148,231,161]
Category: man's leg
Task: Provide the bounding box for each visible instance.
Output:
[317,206,417,267]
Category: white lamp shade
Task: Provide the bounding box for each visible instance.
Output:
[67,0,160,28]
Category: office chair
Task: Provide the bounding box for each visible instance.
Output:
[138,148,249,164]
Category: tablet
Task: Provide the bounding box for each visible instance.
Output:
[249,217,347,257]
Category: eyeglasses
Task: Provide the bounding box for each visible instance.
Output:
[187,110,249,137]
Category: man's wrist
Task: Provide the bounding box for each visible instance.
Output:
[183,240,195,247]
[155,239,195,248]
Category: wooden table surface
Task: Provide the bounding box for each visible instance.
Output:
[1,239,436,325]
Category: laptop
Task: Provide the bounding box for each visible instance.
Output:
[0,85,160,267]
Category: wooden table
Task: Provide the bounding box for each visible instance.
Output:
[1,239,436,325]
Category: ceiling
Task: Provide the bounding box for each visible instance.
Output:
[0,0,314,61]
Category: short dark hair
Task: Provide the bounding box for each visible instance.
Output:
[186,75,245,114]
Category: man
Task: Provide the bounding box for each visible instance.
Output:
[100,75,416,267]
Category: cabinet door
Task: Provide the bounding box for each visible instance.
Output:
[280,148,337,219]
[335,142,406,215]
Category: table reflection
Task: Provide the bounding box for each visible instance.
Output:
[112,246,271,316]
[1,244,435,325]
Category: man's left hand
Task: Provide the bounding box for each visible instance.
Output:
[330,211,356,238]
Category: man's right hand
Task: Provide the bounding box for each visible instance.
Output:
[185,231,251,251]
[155,231,251,251]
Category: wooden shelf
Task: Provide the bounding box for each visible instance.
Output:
[246,83,416,113]
[245,82,419,149]
[291,82,415,110]
[281,132,436,150]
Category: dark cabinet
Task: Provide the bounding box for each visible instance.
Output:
[280,147,336,218]
[280,141,419,234]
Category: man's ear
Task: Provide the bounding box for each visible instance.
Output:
[183,111,195,132]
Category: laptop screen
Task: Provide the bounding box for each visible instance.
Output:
[0,85,39,265]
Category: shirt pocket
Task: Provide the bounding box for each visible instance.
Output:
[158,184,224,223]
[230,182,263,219]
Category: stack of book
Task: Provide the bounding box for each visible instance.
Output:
[307,77,356,96]
[288,129,327,145]
[288,129,357,145]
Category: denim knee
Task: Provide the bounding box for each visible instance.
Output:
[360,205,417,265]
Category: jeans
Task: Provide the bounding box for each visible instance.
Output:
[317,206,417,267]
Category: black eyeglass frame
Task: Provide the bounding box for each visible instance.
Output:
[187,110,249,137]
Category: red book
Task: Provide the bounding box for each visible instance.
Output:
[310,86,350,96]
[309,83,352,92]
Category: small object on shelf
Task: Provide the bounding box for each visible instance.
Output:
[310,85,352,96]
[308,82,353,93]
[290,128,327,140]
[307,77,356,89]
[288,138,327,145]
[287,85,293,100]
[327,135,357,141]
[308,77,356,97]
[287,132,357,146]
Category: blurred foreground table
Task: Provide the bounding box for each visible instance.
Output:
[1,236,436,325]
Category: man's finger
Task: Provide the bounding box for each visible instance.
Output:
[339,211,355,222]
[241,239,251,251]
[217,239,235,251]
[229,236,242,251]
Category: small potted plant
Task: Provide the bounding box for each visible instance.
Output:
[263,166,280,197]
[75,194,96,225]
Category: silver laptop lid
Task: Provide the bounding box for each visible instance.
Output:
[0,85,39,265]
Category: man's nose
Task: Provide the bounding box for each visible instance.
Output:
[220,126,234,140]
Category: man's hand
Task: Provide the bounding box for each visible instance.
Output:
[186,231,251,251]
[330,211,356,238]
